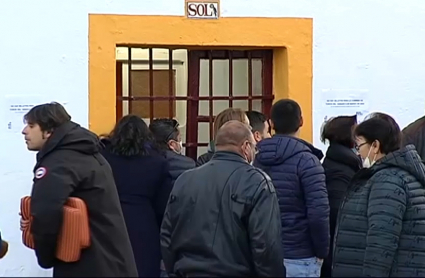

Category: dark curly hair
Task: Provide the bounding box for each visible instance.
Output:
[107,115,156,156]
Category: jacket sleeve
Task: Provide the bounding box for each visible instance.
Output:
[160,194,174,274]
[299,155,330,259]
[30,161,77,268]
[248,177,285,277]
[363,174,406,277]
[195,152,212,167]
[154,159,173,227]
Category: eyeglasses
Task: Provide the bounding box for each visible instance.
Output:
[355,142,368,151]
[165,120,179,142]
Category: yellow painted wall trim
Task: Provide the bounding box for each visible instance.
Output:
[89,15,312,141]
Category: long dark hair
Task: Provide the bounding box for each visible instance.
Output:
[108,115,155,156]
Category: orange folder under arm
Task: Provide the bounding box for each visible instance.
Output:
[20,196,91,262]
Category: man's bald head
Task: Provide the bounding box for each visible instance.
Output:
[215,120,253,148]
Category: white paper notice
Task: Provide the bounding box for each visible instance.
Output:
[4,95,44,133]
[321,89,369,123]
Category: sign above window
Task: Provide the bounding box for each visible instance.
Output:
[186,1,220,19]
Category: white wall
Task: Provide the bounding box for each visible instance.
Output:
[1,0,425,275]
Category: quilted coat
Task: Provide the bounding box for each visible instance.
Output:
[333,145,425,277]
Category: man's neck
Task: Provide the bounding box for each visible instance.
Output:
[216,146,242,156]
[276,131,300,138]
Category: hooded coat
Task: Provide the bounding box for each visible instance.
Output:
[254,135,330,260]
[320,143,362,278]
[332,145,425,277]
[30,121,138,277]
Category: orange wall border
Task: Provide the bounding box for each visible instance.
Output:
[89,15,313,141]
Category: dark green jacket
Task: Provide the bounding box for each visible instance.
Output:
[332,145,425,277]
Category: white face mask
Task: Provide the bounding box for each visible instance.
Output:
[170,140,183,154]
[362,146,377,168]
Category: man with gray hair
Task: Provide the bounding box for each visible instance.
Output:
[161,120,285,277]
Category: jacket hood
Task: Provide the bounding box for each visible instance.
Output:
[256,134,324,166]
[367,144,425,186]
[325,142,362,171]
[37,121,101,161]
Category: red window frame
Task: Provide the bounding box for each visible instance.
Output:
[116,48,274,160]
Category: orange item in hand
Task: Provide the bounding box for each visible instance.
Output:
[20,196,90,262]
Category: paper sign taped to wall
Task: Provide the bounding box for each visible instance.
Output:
[321,89,369,123]
[4,95,44,133]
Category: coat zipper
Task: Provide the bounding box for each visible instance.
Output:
[331,186,353,272]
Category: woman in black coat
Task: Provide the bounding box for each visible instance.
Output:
[100,115,172,277]
[320,115,362,278]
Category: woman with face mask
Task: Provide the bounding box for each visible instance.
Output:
[320,115,362,278]
[332,113,425,277]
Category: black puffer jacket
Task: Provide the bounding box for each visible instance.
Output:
[161,151,285,277]
[165,150,195,185]
[321,143,361,278]
[332,145,425,277]
[196,141,215,166]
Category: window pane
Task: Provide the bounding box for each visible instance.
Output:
[213,100,228,116]
[233,59,248,97]
[233,100,248,111]
[252,99,262,112]
[212,60,229,97]
[199,59,210,97]
[252,59,263,96]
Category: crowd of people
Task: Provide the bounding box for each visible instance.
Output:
[1,99,425,277]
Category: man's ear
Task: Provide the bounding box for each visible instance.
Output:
[43,131,53,140]
[253,131,262,142]
[299,116,304,128]
[373,140,381,154]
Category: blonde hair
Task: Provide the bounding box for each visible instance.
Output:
[213,108,247,136]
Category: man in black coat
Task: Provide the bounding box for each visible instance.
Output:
[161,120,285,277]
[21,102,138,277]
